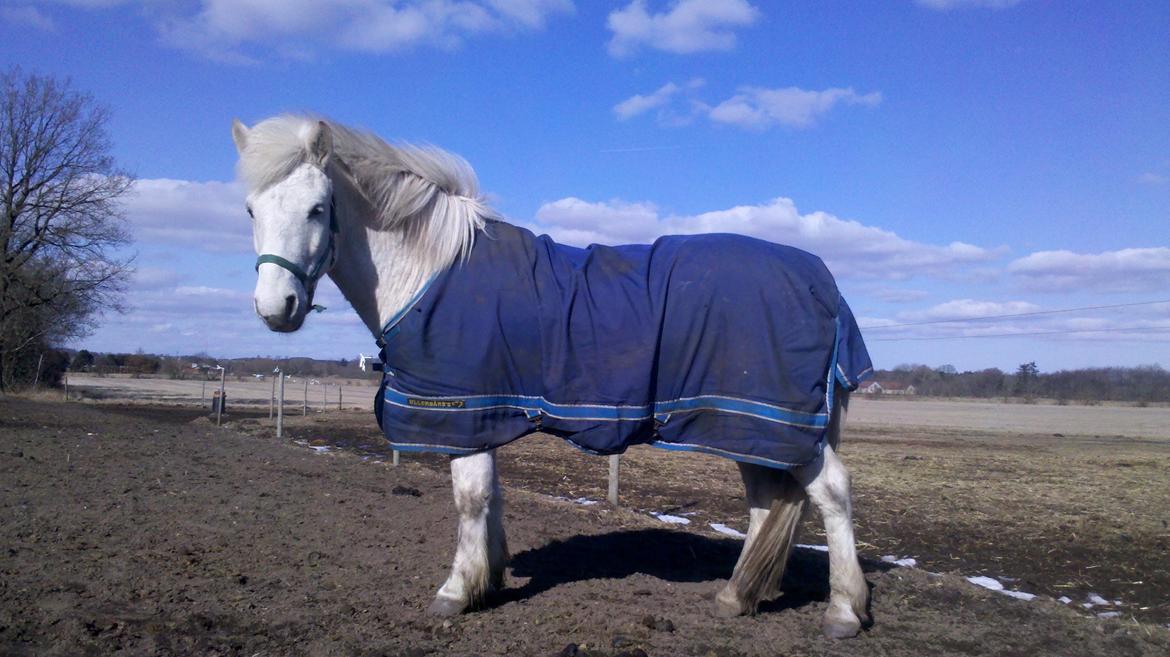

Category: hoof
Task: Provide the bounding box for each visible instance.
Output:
[428,596,466,617]
[822,613,861,639]
[713,588,749,618]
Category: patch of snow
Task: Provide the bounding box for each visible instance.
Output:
[965,575,1039,602]
[709,523,746,538]
[966,575,1004,591]
[1097,611,1122,619]
[552,496,600,506]
[796,543,829,552]
[881,555,917,568]
[651,512,690,525]
[1058,596,1072,604]
[1087,593,1109,606]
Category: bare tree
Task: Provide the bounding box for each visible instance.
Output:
[0,68,133,389]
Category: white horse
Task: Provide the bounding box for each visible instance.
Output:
[232,115,870,639]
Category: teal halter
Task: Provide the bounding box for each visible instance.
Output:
[255,196,338,312]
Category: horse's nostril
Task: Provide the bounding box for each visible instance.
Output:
[284,294,296,318]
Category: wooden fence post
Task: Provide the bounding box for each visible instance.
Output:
[392,450,400,466]
[608,454,620,506]
[63,370,69,401]
[269,375,276,419]
[215,366,225,427]
[302,379,308,416]
[338,386,342,410]
[277,373,285,438]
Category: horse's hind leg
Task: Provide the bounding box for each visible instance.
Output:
[792,392,868,638]
[715,462,807,617]
[428,449,509,616]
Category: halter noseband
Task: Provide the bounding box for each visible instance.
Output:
[255,195,339,312]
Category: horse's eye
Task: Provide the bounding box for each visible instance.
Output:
[309,204,324,217]
[246,206,254,218]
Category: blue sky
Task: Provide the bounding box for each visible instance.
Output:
[2,0,1168,372]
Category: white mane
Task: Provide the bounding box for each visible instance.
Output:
[235,114,493,266]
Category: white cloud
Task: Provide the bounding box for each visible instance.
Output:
[486,0,576,28]
[614,82,682,120]
[152,285,254,316]
[708,86,881,129]
[869,287,931,304]
[49,0,574,62]
[862,296,1170,345]
[530,197,661,245]
[612,78,705,122]
[616,82,881,130]
[132,267,184,292]
[915,0,1024,9]
[122,178,250,252]
[607,0,760,57]
[903,299,1040,322]
[1008,247,1170,292]
[528,196,996,279]
[0,6,56,30]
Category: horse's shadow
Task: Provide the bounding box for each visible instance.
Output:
[498,528,887,614]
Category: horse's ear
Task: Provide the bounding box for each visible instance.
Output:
[231,119,249,153]
[309,120,333,166]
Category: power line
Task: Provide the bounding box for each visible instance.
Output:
[869,325,1170,342]
[861,299,1170,330]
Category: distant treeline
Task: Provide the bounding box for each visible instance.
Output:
[871,363,1170,404]
[62,350,379,382]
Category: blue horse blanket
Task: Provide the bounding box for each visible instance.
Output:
[375,221,872,469]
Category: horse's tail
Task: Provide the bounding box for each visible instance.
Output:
[728,389,849,612]
[730,472,807,611]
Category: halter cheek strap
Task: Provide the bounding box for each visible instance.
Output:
[255,196,339,312]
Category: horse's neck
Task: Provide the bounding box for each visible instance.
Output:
[326,178,449,339]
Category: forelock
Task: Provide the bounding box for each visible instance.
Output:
[236,115,317,192]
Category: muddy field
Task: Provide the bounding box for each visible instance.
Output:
[2,397,1169,657]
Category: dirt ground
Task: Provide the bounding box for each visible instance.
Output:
[2,398,1169,657]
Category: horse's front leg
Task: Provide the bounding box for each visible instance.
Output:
[428,449,509,616]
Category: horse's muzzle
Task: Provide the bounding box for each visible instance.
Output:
[255,270,308,332]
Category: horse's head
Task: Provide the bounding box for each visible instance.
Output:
[232,118,338,333]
